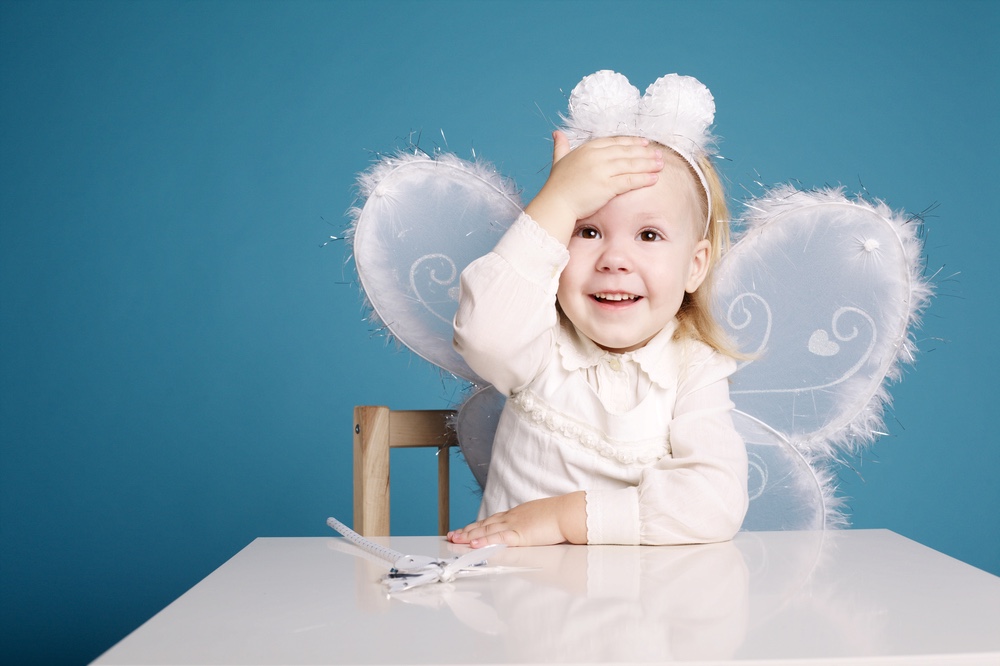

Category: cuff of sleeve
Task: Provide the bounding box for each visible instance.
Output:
[585,487,641,545]
[492,213,569,294]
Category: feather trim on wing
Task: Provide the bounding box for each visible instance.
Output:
[345,147,522,382]
[731,186,933,528]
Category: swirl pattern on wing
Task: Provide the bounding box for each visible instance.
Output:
[714,189,931,453]
[349,151,522,383]
[409,253,460,325]
[712,186,931,528]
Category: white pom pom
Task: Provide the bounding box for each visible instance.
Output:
[558,70,717,160]
[563,70,640,148]
[639,74,716,155]
[556,70,718,232]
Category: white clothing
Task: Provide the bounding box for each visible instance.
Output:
[454,214,748,545]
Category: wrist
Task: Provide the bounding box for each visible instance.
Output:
[558,491,588,544]
[524,191,577,246]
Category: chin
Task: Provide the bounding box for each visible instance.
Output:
[594,337,645,354]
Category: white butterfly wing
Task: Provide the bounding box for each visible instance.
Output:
[454,386,506,489]
[715,186,931,528]
[350,151,522,383]
[738,412,829,530]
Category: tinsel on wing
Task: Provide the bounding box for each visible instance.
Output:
[735,185,932,453]
[346,148,522,384]
[717,185,933,529]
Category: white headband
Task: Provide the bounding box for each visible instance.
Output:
[558,70,716,236]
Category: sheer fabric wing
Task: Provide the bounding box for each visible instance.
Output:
[349,152,522,383]
[348,152,930,533]
[737,412,830,530]
[455,386,506,490]
[714,186,931,528]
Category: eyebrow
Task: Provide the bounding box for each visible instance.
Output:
[633,213,675,227]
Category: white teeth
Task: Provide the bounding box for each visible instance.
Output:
[594,293,638,302]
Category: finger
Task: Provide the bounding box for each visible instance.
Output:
[582,146,661,180]
[454,515,506,541]
[612,141,662,159]
[470,529,522,549]
[610,172,659,194]
[449,526,485,544]
[610,135,651,146]
[447,517,487,542]
[582,134,650,148]
[598,149,662,182]
[552,130,571,164]
[450,509,511,542]
[614,150,664,175]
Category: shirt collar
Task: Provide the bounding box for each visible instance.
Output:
[556,317,682,389]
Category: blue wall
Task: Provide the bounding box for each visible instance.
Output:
[1,1,997,663]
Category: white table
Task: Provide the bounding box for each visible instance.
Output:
[93,529,1000,665]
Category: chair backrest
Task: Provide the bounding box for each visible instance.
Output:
[352,406,458,536]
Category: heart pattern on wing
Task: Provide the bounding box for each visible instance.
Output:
[713,187,930,455]
[808,329,840,357]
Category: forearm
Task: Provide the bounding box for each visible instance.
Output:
[523,190,578,246]
[640,399,747,543]
[589,356,748,545]
[453,214,568,394]
[585,450,746,546]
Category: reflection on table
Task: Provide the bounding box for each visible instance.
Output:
[93,530,1000,665]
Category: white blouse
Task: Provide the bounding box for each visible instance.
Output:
[454,214,748,545]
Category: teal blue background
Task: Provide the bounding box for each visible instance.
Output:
[2,0,997,663]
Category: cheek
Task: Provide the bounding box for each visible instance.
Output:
[555,275,571,308]
[558,256,587,294]
[556,280,579,311]
[645,262,687,299]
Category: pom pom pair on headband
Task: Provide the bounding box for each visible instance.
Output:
[559,70,717,235]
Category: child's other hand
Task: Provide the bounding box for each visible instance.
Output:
[525,132,664,245]
[447,491,587,548]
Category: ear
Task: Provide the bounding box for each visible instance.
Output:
[685,239,712,293]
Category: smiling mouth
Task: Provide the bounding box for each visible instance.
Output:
[592,292,642,303]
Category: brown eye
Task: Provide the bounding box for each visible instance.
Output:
[638,229,662,242]
[577,227,600,239]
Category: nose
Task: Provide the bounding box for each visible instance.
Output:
[597,237,633,273]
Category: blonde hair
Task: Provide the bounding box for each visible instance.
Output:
[674,154,741,358]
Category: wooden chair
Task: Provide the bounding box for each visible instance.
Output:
[352,406,458,536]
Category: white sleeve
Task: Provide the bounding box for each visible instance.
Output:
[453,213,570,395]
[585,351,749,545]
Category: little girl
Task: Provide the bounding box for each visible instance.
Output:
[448,71,748,548]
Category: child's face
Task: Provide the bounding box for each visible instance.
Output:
[557,152,710,353]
